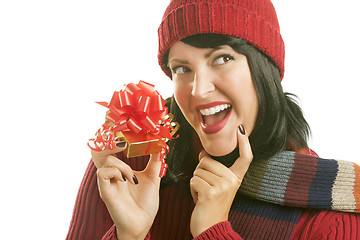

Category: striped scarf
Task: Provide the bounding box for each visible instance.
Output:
[228,151,360,239]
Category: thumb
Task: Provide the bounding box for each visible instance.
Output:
[229,125,253,182]
[144,152,162,178]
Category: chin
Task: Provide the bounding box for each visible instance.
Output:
[201,137,238,157]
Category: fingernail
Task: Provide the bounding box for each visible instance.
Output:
[239,125,246,135]
[116,141,127,148]
[122,174,127,182]
[132,175,139,185]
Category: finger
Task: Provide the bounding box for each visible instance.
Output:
[91,141,127,168]
[190,186,198,204]
[198,150,208,161]
[197,153,229,178]
[91,141,127,157]
[97,167,126,201]
[190,176,211,203]
[103,155,136,184]
[229,125,253,181]
[97,167,125,184]
[144,152,161,178]
[193,167,220,186]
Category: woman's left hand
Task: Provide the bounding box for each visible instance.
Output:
[190,125,253,237]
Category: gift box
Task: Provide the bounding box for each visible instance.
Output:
[88,80,178,176]
[115,130,167,158]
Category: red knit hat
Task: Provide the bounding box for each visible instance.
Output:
[158,0,285,79]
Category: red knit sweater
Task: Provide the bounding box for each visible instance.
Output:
[66,155,360,240]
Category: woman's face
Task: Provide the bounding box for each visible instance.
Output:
[168,41,258,156]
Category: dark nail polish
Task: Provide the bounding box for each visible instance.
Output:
[122,174,127,182]
[239,125,246,135]
[116,142,127,148]
[132,175,139,185]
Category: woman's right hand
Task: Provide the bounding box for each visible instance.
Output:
[91,142,162,240]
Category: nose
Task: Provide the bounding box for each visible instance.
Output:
[191,68,215,98]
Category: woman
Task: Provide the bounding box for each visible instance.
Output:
[66,0,360,239]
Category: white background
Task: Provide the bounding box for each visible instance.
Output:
[0,0,359,239]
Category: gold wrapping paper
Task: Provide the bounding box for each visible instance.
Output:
[116,131,167,158]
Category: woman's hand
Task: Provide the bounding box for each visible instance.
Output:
[91,142,162,240]
[190,125,253,237]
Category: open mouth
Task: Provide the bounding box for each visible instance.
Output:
[197,103,232,134]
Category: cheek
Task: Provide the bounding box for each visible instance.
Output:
[221,68,258,127]
[234,80,259,132]
[174,83,199,130]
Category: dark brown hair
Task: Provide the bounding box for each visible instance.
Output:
[162,34,310,187]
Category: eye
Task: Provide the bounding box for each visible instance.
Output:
[171,66,190,75]
[213,54,234,65]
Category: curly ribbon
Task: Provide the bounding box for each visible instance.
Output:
[88,80,177,178]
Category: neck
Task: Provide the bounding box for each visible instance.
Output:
[209,147,239,168]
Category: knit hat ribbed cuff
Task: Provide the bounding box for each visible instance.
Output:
[158,0,285,79]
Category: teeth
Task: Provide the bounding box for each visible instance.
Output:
[199,104,231,116]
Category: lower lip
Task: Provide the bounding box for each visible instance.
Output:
[200,109,232,134]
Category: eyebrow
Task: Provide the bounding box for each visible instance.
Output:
[167,59,189,67]
[204,46,222,58]
[167,46,223,67]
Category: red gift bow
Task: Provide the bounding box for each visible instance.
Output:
[88,80,176,178]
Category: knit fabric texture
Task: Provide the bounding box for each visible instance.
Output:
[66,150,360,240]
[240,151,360,213]
[158,0,285,78]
